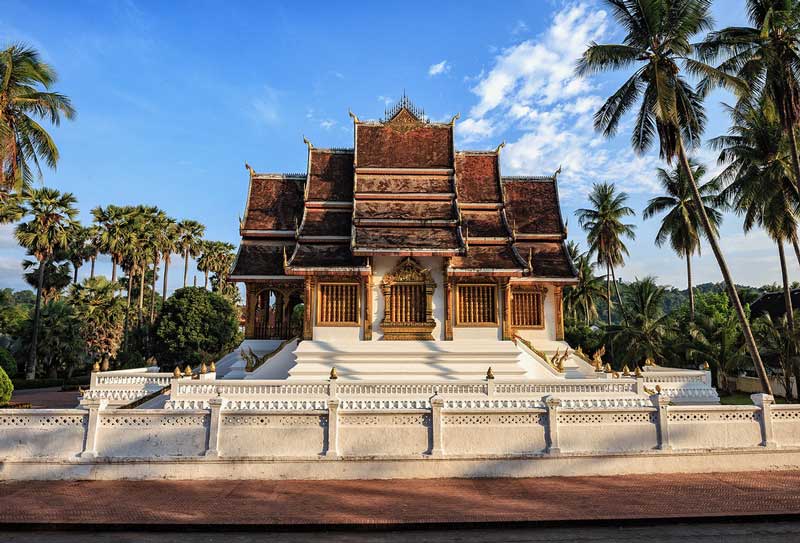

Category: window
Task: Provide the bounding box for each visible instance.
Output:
[512,289,544,328]
[456,284,497,325]
[317,283,360,325]
[389,283,427,323]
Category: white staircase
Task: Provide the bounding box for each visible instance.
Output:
[287,340,558,381]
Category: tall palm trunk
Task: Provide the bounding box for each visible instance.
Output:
[677,139,773,395]
[162,256,170,301]
[686,253,695,321]
[90,257,96,279]
[606,263,611,325]
[72,264,79,284]
[111,259,117,283]
[204,270,209,289]
[792,236,800,270]
[183,249,190,288]
[138,261,146,324]
[150,255,158,323]
[787,125,800,197]
[779,242,795,332]
[123,272,133,352]
[26,258,46,380]
[610,266,628,326]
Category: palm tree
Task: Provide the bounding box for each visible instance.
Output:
[66,224,92,284]
[160,218,179,302]
[92,205,131,283]
[70,277,124,371]
[196,240,213,289]
[86,225,101,279]
[177,220,205,288]
[14,187,77,379]
[606,277,672,367]
[643,160,722,320]
[0,44,75,191]
[576,0,773,394]
[686,309,749,390]
[564,244,606,324]
[575,182,636,325]
[753,312,797,401]
[697,0,800,194]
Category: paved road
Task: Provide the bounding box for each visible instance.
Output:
[9,386,79,408]
[2,521,800,542]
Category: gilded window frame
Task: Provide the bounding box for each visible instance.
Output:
[316,281,361,327]
[510,285,546,330]
[454,283,499,327]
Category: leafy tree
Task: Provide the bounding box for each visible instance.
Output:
[16,300,84,378]
[69,277,124,371]
[22,257,71,303]
[644,160,721,320]
[576,0,773,394]
[0,366,12,404]
[0,347,17,377]
[0,288,30,337]
[753,312,797,401]
[15,187,78,379]
[564,244,606,324]
[0,44,75,191]
[575,182,636,324]
[154,287,241,366]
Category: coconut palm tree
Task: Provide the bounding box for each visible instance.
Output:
[14,187,77,379]
[564,244,606,324]
[575,182,636,325]
[576,0,773,394]
[160,218,179,302]
[643,160,722,320]
[696,0,800,194]
[0,44,75,191]
[196,240,213,289]
[92,205,131,283]
[177,220,205,288]
[86,225,101,279]
[753,312,798,401]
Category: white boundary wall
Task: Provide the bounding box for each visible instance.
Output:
[2,393,800,480]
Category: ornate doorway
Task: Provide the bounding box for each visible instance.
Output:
[253,287,303,339]
[380,257,436,340]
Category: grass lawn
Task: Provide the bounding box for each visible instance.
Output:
[718,392,787,405]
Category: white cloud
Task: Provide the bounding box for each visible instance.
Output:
[320,119,336,130]
[377,95,393,106]
[428,60,450,77]
[458,118,496,143]
[511,20,529,35]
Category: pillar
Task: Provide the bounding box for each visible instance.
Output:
[80,398,108,458]
[430,395,444,457]
[654,393,671,450]
[326,398,340,457]
[752,393,776,448]
[444,278,453,341]
[554,285,564,341]
[502,280,512,340]
[363,273,373,340]
[545,396,561,454]
[303,277,314,340]
[245,284,256,338]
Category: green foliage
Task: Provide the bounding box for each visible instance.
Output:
[155,287,241,366]
[0,347,17,377]
[16,301,86,378]
[0,288,31,337]
[0,366,12,403]
[564,321,604,357]
[115,351,145,370]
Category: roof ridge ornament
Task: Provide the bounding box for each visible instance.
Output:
[449,112,460,125]
[245,162,255,177]
[303,136,314,150]
[495,141,506,154]
[554,165,562,178]
[348,109,360,123]
[383,92,426,123]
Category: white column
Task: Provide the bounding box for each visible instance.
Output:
[654,393,671,450]
[80,398,108,458]
[326,398,340,458]
[545,396,561,454]
[751,393,776,448]
[205,397,224,457]
[430,395,444,457]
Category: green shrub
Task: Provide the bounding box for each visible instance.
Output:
[0,366,13,404]
[154,287,242,366]
[0,347,17,377]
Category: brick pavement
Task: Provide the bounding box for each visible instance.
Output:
[0,471,799,527]
[9,387,80,409]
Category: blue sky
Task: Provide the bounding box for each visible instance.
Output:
[1,0,795,292]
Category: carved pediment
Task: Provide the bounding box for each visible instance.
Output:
[385,107,424,134]
[382,257,434,286]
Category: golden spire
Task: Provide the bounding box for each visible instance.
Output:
[449,112,460,125]
[486,367,495,380]
[173,366,182,378]
[348,109,360,123]
[183,365,192,377]
[329,367,339,380]
[210,360,216,373]
[622,365,630,376]
[200,362,208,374]
[92,361,100,373]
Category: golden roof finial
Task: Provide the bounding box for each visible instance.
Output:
[702,361,710,371]
[200,362,208,374]
[449,112,460,125]
[303,135,314,149]
[495,141,506,154]
[645,357,656,366]
[348,109,360,123]
[244,162,255,176]
[634,366,642,378]
[604,363,612,373]
[486,367,495,380]
[329,367,338,380]
[527,248,533,270]
[283,245,288,267]
[183,365,192,377]
[92,361,100,373]
[622,365,630,376]
[173,366,182,378]
[210,360,216,372]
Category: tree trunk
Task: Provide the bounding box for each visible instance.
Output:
[123,272,133,353]
[90,257,96,279]
[793,236,800,270]
[111,259,117,283]
[787,125,800,197]
[780,241,795,331]
[183,249,189,288]
[150,255,158,323]
[606,263,611,325]
[138,262,146,324]
[72,264,79,284]
[26,258,46,380]
[610,266,628,326]
[687,254,695,321]
[204,270,209,289]
[162,257,170,301]
[677,139,773,395]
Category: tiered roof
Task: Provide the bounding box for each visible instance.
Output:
[230,97,576,282]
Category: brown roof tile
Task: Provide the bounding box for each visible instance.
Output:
[356,123,453,168]
[502,178,564,236]
[455,153,501,203]
[300,209,351,237]
[515,241,576,278]
[357,174,451,193]
[354,200,453,221]
[353,226,460,252]
[307,150,354,201]
[462,210,507,238]
[231,243,291,277]
[287,243,367,269]
[243,176,304,232]
[450,244,524,271]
